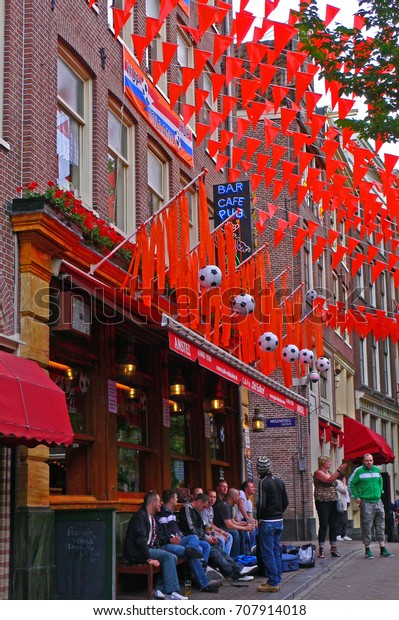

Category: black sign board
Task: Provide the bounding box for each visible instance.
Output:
[213,180,253,264]
[54,509,115,599]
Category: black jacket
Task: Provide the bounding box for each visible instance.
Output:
[123,507,159,563]
[155,505,183,546]
[257,474,289,520]
[178,502,207,539]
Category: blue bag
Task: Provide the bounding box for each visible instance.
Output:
[234,554,257,566]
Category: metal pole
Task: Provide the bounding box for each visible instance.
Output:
[89,168,208,275]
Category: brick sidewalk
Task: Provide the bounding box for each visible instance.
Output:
[118,540,363,601]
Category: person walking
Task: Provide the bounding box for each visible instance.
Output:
[255,457,289,594]
[313,455,347,559]
[348,453,393,559]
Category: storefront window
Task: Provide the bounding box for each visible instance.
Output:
[118,447,140,493]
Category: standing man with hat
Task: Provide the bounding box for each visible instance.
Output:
[255,457,289,593]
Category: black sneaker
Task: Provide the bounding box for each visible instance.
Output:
[201,584,220,593]
[185,547,203,559]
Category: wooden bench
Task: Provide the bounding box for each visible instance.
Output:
[116,558,186,600]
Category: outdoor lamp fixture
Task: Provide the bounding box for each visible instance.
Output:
[170,369,186,400]
[127,387,140,402]
[118,345,137,385]
[252,408,265,432]
[210,380,224,411]
[170,400,183,414]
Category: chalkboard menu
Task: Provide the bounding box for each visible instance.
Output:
[54,509,115,599]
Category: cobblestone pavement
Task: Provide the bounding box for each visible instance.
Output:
[120,540,382,601]
[296,542,399,600]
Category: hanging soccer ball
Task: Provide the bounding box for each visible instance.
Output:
[282,344,300,363]
[315,356,331,372]
[79,371,90,393]
[299,348,314,365]
[306,289,318,303]
[309,370,320,383]
[258,331,279,352]
[232,293,255,315]
[199,265,222,289]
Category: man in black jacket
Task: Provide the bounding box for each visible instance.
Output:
[179,493,257,581]
[255,457,289,594]
[123,490,187,600]
[156,490,219,593]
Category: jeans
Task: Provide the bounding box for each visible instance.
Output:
[336,509,348,537]
[148,548,180,594]
[221,528,246,558]
[216,532,233,555]
[360,499,385,546]
[315,500,338,545]
[258,520,283,586]
[163,536,210,590]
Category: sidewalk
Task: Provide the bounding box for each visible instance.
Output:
[119,540,361,601]
[190,540,359,601]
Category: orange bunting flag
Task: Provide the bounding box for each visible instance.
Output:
[225,56,245,85]
[237,117,252,141]
[210,73,226,103]
[371,260,386,284]
[312,236,328,262]
[246,42,268,72]
[332,245,348,270]
[245,137,262,160]
[280,107,297,135]
[338,97,356,119]
[215,153,230,172]
[286,50,308,83]
[295,72,315,103]
[259,64,278,94]
[271,85,290,113]
[233,11,256,45]
[220,129,234,151]
[273,23,297,59]
[197,4,219,39]
[287,211,299,229]
[305,91,322,117]
[113,8,132,40]
[159,0,179,21]
[241,78,261,105]
[195,123,210,146]
[131,35,147,64]
[195,89,210,114]
[264,124,280,149]
[251,173,264,191]
[257,153,270,173]
[168,82,183,108]
[307,220,319,239]
[194,49,212,79]
[324,4,340,26]
[293,227,308,255]
[272,144,287,167]
[213,33,234,65]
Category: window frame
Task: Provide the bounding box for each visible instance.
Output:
[57,48,92,206]
[108,104,135,234]
[147,143,169,217]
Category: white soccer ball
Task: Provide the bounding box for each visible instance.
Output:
[299,348,314,365]
[309,370,320,383]
[232,293,255,315]
[199,265,223,289]
[282,344,300,363]
[79,371,90,393]
[306,289,318,303]
[315,356,331,372]
[258,331,279,352]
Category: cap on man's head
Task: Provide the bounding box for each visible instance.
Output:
[256,456,272,475]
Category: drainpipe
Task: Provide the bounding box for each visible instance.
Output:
[298,416,308,539]
[238,387,245,483]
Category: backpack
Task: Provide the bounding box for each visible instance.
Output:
[298,543,316,568]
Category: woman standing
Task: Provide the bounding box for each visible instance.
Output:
[313,456,348,558]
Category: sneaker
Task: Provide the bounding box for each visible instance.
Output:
[236,575,254,582]
[380,547,393,558]
[257,583,281,593]
[185,546,203,559]
[154,590,165,599]
[165,592,188,600]
[205,566,224,582]
[239,565,258,576]
[336,535,343,541]
[201,584,220,593]
[365,548,373,559]
[343,536,352,541]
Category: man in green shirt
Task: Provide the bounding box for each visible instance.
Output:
[348,453,393,559]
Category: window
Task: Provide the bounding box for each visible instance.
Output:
[371,337,380,392]
[177,30,195,131]
[369,265,376,307]
[108,108,135,233]
[355,249,365,301]
[148,146,168,216]
[359,338,368,385]
[108,0,135,50]
[383,340,392,398]
[202,68,219,152]
[146,0,167,93]
[181,175,198,248]
[381,271,388,312]
[57,52,92,204]
[303,231,313,299]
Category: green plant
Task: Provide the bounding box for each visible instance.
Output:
[16,181,136,263]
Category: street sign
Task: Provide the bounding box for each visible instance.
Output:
[266,417,297,428]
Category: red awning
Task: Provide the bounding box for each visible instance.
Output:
[344,416,395,465]
[0,350,73,447]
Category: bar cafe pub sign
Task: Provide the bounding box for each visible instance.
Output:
[213,180,253,264]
